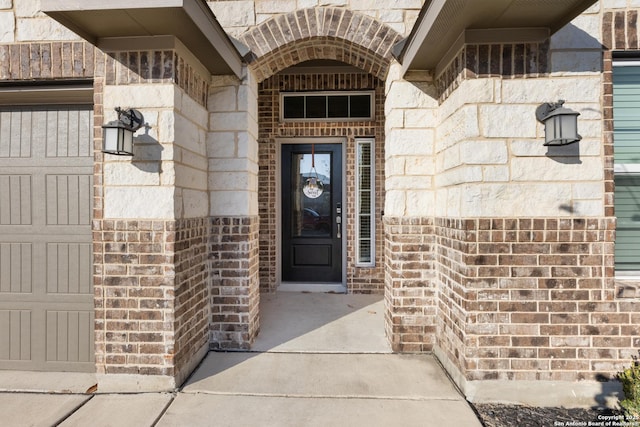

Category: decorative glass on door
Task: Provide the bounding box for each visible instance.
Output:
[292,152,331,238]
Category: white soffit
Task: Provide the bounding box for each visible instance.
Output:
[41,0,244,77]
[399,0,599,75]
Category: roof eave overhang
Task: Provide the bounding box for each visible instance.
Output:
[399,0,599,77]
[41,0,244,78]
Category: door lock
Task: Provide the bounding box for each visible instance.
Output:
[336,203,342,239]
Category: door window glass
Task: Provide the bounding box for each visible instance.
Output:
[291,152,331,237]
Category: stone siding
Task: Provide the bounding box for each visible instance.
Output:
[208,0,422,37]
[208,73,260,218]
[0,0,79,43]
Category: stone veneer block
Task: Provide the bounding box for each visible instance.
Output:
[0,12,14,43]
[16,17,78,41]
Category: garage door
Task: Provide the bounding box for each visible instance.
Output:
[0,105,94,372]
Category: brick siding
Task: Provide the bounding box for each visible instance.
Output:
[210,216,260,349]
[0,41,96,81]
[437,217,631,382]
[239,7,402,82]
[385,216,635,380]
[104,50,209,107]
[435,41,550,102]
[94,219,177,377]
[383,217,437,352]
[258,72,386,293]
[174,218,210,376]
[94,215,259,377]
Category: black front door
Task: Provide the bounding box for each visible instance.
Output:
[282,143,342,282]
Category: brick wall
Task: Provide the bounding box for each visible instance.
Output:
[238,7,401,82]
[104,50,209,107]
[0,43,208,106]
[94,220,177,377]
[258,72,386,293]
[209,216,260,349]
[0,41,96,80]
[435,217,638,382]
[95,215,259,377]
[383,217,437,352]
[436,41,550,102]
[174,218,210,378]
[384,215,635,381]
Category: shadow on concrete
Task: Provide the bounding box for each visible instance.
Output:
[251,292,390,353]
[593,374,623,410]
[181,292,390,389]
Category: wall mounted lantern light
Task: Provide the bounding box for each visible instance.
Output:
[535,100,581,146]
[102,107,145,156]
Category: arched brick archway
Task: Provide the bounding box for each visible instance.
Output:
[242,8,398,295]
[238,7,402,81]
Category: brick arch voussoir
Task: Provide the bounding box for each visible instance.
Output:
[239,7,401,82]
[250,38,390,82]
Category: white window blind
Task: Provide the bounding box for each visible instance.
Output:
[356,138,374,266]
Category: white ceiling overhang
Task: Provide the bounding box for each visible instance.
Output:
[397,0,599,76]
[41,0,244,77]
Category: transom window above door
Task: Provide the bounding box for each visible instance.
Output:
[281,91,374,121]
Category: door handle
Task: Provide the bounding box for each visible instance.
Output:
[336,203,342,239]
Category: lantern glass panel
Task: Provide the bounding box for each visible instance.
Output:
[122,129,134,154]
[561,114,578,142]
[545,116,557,145]
[103,126,120,153]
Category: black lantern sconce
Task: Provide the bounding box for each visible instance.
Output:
[101,107,145,156]
[535,100,581,146]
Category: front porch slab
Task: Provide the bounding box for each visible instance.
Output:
[251,292,390,353]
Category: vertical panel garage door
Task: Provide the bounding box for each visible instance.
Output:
[0,105,94,372]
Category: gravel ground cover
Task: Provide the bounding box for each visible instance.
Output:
[471,403,637,427]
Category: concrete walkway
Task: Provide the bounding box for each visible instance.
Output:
[0,293,482,426]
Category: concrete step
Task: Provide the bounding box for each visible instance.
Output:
[167,352,482,427]
[157,394,479,427]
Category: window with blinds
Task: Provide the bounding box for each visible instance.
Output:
[613,59,640,272]
[356,138,375,266]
